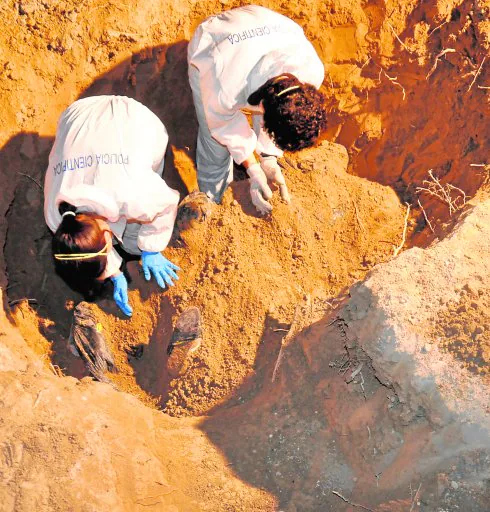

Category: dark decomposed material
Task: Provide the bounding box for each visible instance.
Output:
[167,306,202,377]
[69,302,118,383]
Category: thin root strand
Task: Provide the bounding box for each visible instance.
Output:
[393,203,411,257]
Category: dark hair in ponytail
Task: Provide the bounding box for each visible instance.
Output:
[52,202,108,298]
[248,73,328,152]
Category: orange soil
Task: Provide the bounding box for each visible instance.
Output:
[1,0,489,510]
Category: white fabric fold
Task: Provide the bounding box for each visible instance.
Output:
[44,95,179,275]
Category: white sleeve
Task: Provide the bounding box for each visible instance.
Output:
[120,171,179,253]
[189,17,257,164]
[200,77,257,164]
[137,201,178,253]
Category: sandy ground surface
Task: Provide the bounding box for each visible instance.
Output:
[1,0,489,510]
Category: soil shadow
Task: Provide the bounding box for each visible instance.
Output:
[2,41,196,382]
[199,291,490,511]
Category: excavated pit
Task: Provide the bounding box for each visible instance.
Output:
[1,0,489,510]
[5,134,412,413]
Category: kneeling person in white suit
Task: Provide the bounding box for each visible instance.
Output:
[44,95,180,317]
[188,5,328,214]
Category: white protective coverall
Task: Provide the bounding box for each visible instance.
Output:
[188,5,325,201]
[44,95,179,279]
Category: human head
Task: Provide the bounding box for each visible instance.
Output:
[52,204,111,297]
[248,73,328,152]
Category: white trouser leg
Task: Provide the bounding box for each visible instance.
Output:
[188,64,233,203]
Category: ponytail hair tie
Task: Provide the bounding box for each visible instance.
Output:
[61,211,76,219]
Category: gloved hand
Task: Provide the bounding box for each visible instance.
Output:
[259,155,291,203]
[141,251,180,289]
[111,273,133,317]
[247,163,273,215]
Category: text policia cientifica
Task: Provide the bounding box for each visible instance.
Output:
[53,153,130,174]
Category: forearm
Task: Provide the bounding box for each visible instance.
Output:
[131,181,179,253]
[137,204,178,253]
[241,153,259,170]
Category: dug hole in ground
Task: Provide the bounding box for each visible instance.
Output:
[0,0,489,510]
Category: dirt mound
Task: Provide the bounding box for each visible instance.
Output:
[1,0,490,510]
[5,138,410,414]
[0,322,276,511]
[433,282,490,381]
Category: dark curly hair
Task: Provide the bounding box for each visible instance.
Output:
[248,73,328,152]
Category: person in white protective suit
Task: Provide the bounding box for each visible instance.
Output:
[188,5,329,214]
[44,95,181,317]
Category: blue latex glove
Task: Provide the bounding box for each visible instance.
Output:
[110,273,133,317]
[141,251,180,289]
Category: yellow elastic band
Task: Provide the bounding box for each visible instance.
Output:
[273,75,290,83]
[277,85,300,97]
[54,242,109,261]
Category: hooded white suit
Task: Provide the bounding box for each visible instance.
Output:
[188,5,324,201]
[44,95,179,279]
